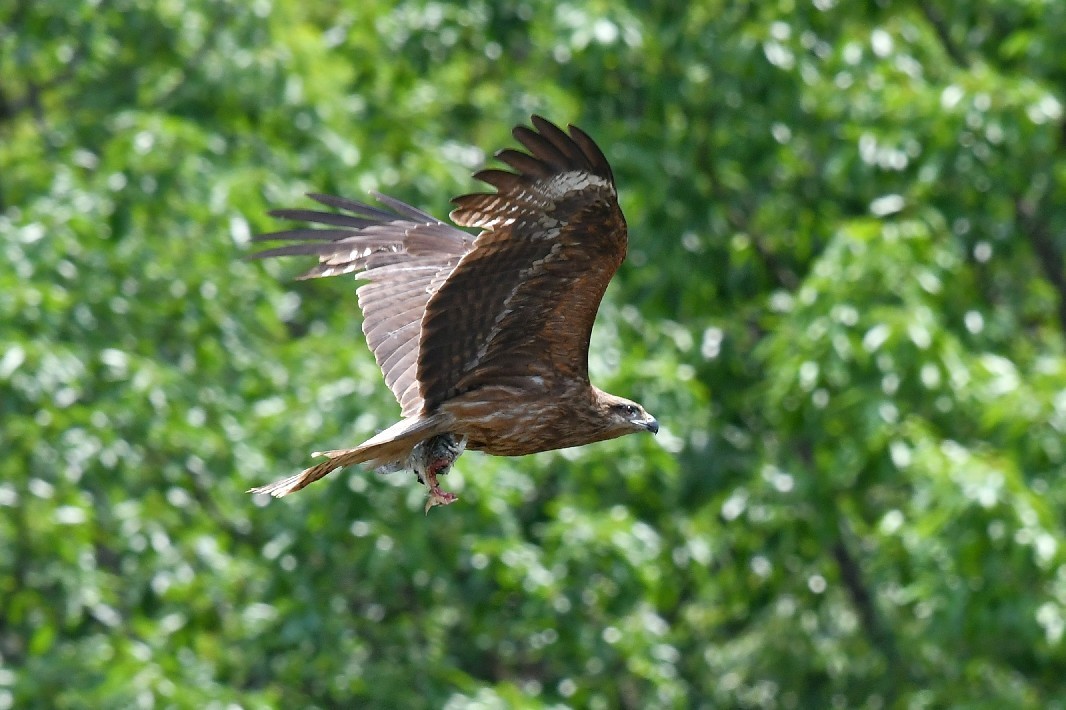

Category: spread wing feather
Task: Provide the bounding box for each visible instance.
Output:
[250,193,473,416]
[416,116,627,411]
[252,117,625,420]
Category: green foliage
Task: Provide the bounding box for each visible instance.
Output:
[2,0,1065,707]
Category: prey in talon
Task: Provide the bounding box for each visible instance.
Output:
[405,434,466,514]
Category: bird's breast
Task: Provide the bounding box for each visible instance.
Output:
[440,383,605,456]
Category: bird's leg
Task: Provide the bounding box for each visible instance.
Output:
[408,434,467,514]
[423,456,459,514]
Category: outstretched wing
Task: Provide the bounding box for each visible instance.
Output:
[251,193,473,417]
[416,115,627,411]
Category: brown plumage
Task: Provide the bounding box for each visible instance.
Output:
[249,116,658,509]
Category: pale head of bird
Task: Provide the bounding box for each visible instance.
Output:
[593,389,659,439]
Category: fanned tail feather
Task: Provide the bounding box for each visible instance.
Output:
[247,448,369,497]
[247,415,450,498]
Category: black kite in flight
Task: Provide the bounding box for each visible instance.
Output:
[249,116,658,510]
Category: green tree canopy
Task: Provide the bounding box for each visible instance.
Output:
[2,0,1065,707]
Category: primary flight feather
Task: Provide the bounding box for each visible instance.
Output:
[249,116,658,510]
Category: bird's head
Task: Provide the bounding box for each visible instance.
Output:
[594,390,659,438]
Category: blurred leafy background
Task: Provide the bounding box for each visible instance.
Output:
[3,0,1066,707]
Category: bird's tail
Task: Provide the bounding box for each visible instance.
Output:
[248,415,447,498]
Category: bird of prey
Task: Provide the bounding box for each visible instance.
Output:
[249,116,658,511]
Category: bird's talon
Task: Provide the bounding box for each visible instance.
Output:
[421,452,459,513]
[424,487,458,514]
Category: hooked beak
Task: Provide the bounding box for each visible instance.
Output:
[644,417,659,435]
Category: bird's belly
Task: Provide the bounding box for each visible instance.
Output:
[441,383,596,457]
[463,414,563,456]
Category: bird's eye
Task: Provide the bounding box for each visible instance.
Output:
[615,403,638,416]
